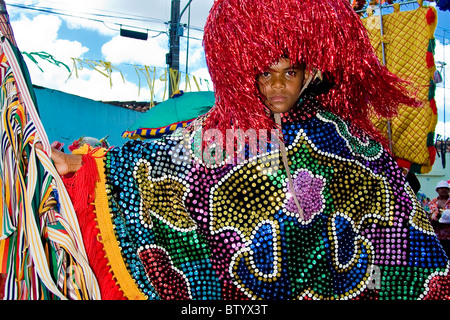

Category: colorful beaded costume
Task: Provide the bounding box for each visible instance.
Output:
[1,0,450,300]
[90,97,450,300]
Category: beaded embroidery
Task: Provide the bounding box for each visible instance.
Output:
[103,110,449,300]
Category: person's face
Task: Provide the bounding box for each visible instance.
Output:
[257,58,309,114]
[437,187,450,198]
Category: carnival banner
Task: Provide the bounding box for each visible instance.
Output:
[22,52,212,105]
[0,33,100,299]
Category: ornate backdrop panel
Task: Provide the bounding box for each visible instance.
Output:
[362,3,438,173]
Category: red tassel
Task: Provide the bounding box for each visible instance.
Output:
[428,145,436,165]
[62,152,98,215]
[62,150,126,300]
[396,158,411,169]
[426,51,435,68]
[430,98,437,114]
[426,7,436,25]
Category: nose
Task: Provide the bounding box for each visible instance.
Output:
[270,75,286,89]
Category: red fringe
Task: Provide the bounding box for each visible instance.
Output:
[62,150,126,300]
[426,7,436,25]
[63,153,98,215]
[396,158,411,170]
[0,273,6,300]
[428,145,436,165]
[201,0,420,147]
[426,51,435,68]
[430,98,437,114]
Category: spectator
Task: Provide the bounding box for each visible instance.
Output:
[429,180,450,256]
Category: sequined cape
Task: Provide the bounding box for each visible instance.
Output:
[89,107,450,300]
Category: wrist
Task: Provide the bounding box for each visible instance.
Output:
[67,153,83,173]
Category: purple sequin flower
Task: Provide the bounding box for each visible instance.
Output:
[285,170,324,221]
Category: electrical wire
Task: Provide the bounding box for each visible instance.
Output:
[6,3,167,24]
[5,2,205,38]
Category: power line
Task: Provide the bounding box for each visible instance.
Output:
[45,1,169,25]
[7,3,166,25]
[6,3,162,35]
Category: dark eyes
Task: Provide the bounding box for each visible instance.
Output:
[286,70,296,76]
[259,69,297,79]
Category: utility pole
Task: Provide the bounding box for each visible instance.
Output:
[167,0,181,97]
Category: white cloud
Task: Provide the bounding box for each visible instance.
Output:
[63,69,150,102]
[63,16,117,37]
[101,34,168,67]
[433,39,450,140]
[434,39,449,69]
[189,67,213,90]
[179,39,205,69]
[11,14,89,58]
[435,121,450,140]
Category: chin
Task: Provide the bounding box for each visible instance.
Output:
[268,105,294,114]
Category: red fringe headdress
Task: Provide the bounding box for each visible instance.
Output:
[201,0,419,144]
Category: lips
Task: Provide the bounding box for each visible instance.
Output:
[269,95,288,102]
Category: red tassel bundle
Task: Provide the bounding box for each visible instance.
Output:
[430,98,437,114]
[63,153,98,215]
[426,7,436,25]
[202,0,420,143]
[62,149,126,300]
[426,51,435,68]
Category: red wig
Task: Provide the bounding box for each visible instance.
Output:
[201,0,419,142]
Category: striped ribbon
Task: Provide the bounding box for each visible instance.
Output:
[0,33,100,299]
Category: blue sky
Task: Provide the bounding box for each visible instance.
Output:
[3,0,450,139]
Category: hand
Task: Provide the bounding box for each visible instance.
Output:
[35,142,83,176]
[431,211,439,221]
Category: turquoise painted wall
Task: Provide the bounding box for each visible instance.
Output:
[33,86,143,148]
